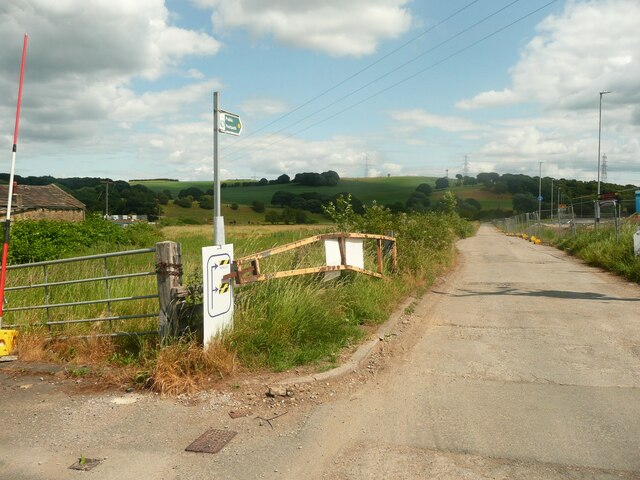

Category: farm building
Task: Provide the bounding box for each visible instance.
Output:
[0,184,86,221]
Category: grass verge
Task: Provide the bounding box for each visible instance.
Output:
[552,222,640,282]
[12,203,473,395]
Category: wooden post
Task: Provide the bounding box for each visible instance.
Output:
[376,239,383,274]
[338,236,347,266]
[155,241,182,339]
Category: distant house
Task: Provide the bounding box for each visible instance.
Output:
[0,184,86,222]
[107,214,148,227]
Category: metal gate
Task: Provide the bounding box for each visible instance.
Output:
[2,247,161,337]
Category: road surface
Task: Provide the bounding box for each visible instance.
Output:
[1,224,639,479]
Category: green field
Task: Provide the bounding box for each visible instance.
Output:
[134,176,438,207]
[431,185,513,210]
[136,176,513,213]
[160,201,328,225]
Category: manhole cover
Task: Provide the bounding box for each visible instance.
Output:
[185,428,237,454]
[69,458,102,471]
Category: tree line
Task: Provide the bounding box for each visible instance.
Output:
[0,174,161,220]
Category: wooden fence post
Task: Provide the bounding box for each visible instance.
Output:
[155,241,182,340]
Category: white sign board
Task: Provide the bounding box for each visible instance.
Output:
[324,238,365,281]
[634,229,640,257]
[202,244,234,344]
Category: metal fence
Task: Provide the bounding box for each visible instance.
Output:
[496,202,629,240]
[2,247,161,337]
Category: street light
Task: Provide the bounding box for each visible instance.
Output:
[596,90,611,224]
[537,162,543,235]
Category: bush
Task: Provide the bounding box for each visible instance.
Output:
[8,214,162,263]
[198,195,214,209]
[178,187,204,200]
[251,200,265,213]
[174,197,193,208]
[265,210,281,224]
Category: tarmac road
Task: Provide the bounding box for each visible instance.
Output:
[1,224,639,479]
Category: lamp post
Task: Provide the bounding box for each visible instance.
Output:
[596,90,611,224]
[538,162,543,235]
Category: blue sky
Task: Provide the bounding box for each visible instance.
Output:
[0,0,638,186]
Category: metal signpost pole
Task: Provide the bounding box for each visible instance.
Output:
[213,92,225,246]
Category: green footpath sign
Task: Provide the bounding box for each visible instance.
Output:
[219,111,242,136]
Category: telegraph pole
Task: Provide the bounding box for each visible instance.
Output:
[538,162,543,234]
[550,178,554,221]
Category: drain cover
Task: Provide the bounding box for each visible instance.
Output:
[69,458,102,471]
[185,428,237,454]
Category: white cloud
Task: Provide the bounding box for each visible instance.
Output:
[0,0,220,151]
[458,0,640,111]
[456,89,522,110]
[481,126,569,158]
[239,97,289,119]
[200,0,412,57]
[390,109,482,135]
[177,134,376,180]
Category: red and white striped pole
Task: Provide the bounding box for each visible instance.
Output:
[0,33,28,328]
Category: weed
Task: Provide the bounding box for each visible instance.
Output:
[67,366,90,377]
[146,336,237,396]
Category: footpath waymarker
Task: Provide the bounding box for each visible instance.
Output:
[213,92,243,246]
[210,93,242,339]
[218,111,242,136]
[202,244,234,344]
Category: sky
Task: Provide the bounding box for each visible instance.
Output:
[0,0,638,187]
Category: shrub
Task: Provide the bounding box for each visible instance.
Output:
[251,200,265,213]
[8,214,162,263]
[174,197,193,208]
[265,210,281,224]
[198,195,214,210]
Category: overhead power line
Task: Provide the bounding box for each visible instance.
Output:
[226,0,526,163]
[225,0,559,164]
[221,0,485,156]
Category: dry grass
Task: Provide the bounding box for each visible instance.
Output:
[146,337,238,396]
[14,329,50,362]
[161,223,328,240]
[16,327,117,364]
[16,329,238,396]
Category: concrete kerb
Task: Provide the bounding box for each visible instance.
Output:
[275,295,417,386]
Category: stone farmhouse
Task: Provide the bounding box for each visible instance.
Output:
[0,184,86,221]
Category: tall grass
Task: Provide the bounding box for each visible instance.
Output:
[552,222,640,282]
[230,278,361,371]
[10,207,473,393]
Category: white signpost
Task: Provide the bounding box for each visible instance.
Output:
[202,244,234,344]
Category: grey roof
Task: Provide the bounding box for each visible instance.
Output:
[0,184,85,210]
